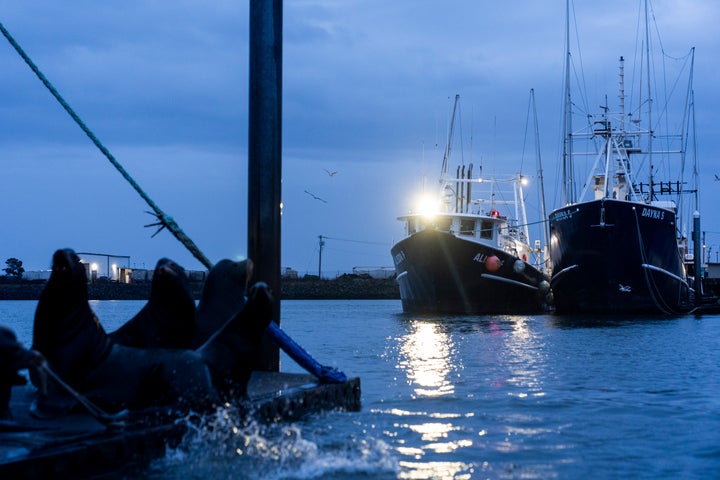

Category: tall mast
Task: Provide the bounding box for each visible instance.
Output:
[441,94,460,178]
[644,0,654,201]
[531,89,550,259]
[561,0,574,205]
[689,49,698,211]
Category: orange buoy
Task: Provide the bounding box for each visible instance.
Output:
[485,255,502,272]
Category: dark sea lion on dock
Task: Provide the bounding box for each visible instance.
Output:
[31,248,273,414]
[32,249,113,391]
[31,249,216,414]
[192,258,253,349]
[109,257,196,349]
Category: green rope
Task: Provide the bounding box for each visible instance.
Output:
[0,22,212,270]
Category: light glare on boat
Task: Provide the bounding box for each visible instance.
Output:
[414,193,440,218]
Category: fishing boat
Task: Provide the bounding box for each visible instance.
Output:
[391,95,552,314]
[548,0,699,315]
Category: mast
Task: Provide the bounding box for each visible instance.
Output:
[531,89,550,259]
[441,94,460,178]
[561,0,574,205]
[644,0,654,201]
[689,49,698,211]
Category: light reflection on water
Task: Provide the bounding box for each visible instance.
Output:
[397,320,455,398]
[388,314,555,479]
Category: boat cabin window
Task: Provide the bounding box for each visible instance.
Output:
[460,218,475,235]
[407,219,417,235]
[479,220,494,239]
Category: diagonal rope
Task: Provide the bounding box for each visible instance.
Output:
[0,22,212,270]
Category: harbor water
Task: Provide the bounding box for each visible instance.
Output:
[2,299,719,479]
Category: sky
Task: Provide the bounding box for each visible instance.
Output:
[1,0,718,277]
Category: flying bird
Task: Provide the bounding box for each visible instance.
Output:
[715,174,720,181]
[323,169,338,177]
[304,190,328,203]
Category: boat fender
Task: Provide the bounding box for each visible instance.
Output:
[513,259,525,273]
[539,280,550,293]
[485,256,502,272]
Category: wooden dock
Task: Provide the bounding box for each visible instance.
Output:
[0,372,361,478]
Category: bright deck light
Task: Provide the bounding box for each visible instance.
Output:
[415,194,440,217]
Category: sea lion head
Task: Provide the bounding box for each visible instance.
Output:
[43,248,89,317]
[193,258,254,348]
[203,259,254,298]
[152,258,192,303]
[149,257,196,344]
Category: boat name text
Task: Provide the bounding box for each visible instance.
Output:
[550,209,574,222]
[393,250,406,266]
[473,253,488,264]
[641,208,665,220]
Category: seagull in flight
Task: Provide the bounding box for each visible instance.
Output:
[715,174,720,181]
[323,168,338,177]
[304,190,328,203]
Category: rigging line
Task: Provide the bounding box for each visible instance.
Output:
[0,22,212,270]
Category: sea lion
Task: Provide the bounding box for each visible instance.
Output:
[0,326,43,420]
[192,258,253,349]
[32,249,112,390]
[31,249,216,414]
[31,248,273,414]
[109,257,196,349]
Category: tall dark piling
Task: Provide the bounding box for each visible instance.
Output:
[248,0,283,371]
[693,210,702,305]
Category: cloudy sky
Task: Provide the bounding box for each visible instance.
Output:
[1,0,718,276]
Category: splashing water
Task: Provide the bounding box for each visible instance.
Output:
[140,404,398,480]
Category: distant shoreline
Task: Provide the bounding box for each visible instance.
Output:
[0,275,400,301]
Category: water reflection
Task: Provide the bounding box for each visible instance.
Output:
[501,316,547,399]
[392,319,473,478]
[397,320,455,397]
[390,315,553,479]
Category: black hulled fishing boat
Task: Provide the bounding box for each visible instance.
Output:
[548,1,699,315]
[391,95,551,314]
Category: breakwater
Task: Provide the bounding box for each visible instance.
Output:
[0,275,400,301]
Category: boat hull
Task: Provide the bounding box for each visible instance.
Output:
[391,229,550,314]
[549,199,692,314]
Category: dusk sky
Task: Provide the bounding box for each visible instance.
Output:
[1,1,718,276]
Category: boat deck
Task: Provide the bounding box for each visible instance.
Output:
[0,372,361,478]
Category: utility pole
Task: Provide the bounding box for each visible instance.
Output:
[318,235,325,278]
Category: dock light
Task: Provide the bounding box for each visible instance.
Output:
[91,263,98,273]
